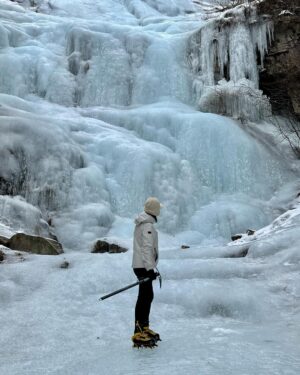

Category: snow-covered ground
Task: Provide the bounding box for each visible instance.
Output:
[1,202,300,374]
[0,0,300,374]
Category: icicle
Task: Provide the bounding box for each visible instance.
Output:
[188,2,274,121]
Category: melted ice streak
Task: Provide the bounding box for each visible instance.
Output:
[0,0,295,248]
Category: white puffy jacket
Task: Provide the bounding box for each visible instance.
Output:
[132,212,159,271]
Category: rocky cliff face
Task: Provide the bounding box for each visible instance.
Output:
[258,0,300,118]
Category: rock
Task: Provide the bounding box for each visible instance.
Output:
[46,237,64,253]
[92,240,128,254]
[0,235,10,247]
[181,245,190,249]
[224,247,249,258]
[231,234,243,241]
[92,240,109,253]
[8,233,64,255]
[258,0,300,118]
[108,243,127,254]
[60,260,69,269]
[232,230,255,242]
[0,250,5,262]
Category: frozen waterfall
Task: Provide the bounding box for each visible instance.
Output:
[1,2,300,375]
[0,0,296,249]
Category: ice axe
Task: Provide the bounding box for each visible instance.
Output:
[99,270,162,301]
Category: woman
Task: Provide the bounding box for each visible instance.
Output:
[131,197,162,347]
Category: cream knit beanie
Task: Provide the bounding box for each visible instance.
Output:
[144,197,162,217]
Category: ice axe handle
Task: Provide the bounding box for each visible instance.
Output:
[99,277,151,301]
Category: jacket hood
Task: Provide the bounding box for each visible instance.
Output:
[134,212,156,226]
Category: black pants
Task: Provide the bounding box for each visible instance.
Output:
[134,268,154,330]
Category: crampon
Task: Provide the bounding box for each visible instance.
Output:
[143,326,161,342]
[131,332,157,348]
[132,340,157,348]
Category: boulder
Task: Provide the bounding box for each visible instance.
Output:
[92,240,128,254]
[92,240,109,253]
[0,235,10,247]
[0,250,5,262]
[46,237,64,253]
[8,233,63,255]
[109,243,128,254]
[108,243,128,254]
[231,234,243,241]
[181,245,190,249]
[246,229,255,236]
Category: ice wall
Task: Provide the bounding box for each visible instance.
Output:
[0,0,297,248]
[81,102,292,241]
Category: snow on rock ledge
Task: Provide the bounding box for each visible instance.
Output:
[228,196,300,261]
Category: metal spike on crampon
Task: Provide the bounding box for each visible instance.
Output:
[133,341,157,349]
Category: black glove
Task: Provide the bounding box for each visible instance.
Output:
[148,269,157,280]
